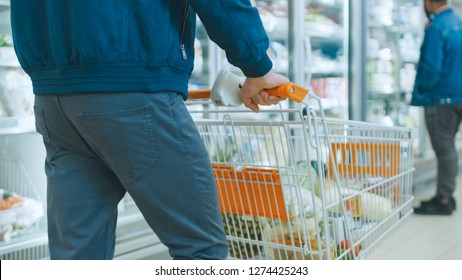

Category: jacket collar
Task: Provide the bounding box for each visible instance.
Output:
[435,5,450,15]
[429,5,451,21]
[427,6,452,28]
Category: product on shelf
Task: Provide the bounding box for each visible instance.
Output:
[0,189,44,241]
[0,68,33,117]
[0,33,12,47]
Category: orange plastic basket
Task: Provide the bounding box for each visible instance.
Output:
[329,142,400,178]
[212,165,289,222]
[328,142,401,200]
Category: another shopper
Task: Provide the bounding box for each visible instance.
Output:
[411,0,462,215]
[10,0,289,259]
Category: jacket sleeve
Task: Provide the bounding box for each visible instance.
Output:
[414,25,444,95]
[189,0,273,77]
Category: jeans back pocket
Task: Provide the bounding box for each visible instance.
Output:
[33,106,50,142]
[78,104,158,179]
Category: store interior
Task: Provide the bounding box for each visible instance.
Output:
[1,0,462,260]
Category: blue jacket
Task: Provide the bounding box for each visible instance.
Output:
[10,0,273,99]
[411,8,462,106]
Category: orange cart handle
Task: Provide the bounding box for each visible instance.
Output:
[188,89,211,100]
[188,83,308,103]
[266,82,309,103]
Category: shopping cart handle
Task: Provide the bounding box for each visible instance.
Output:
[188,84,308,102]
[188,84,308,104]
[188,89,211,100]
[188,70,308,105]
[266,82,309,103]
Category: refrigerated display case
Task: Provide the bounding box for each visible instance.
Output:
[305,0,349,119]
[216,0,350,119]
[365,0,423,129]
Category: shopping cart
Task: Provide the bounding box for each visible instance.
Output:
[187,88,416,260]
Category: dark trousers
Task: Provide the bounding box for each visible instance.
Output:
[425,104,462,200]
[34,92,228,259]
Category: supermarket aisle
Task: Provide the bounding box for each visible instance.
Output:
[366,177,462,260]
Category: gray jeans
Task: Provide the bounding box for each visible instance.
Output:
[425,104,462,200]
[34,92,228,260]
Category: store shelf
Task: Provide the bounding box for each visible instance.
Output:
[310,0,343,11]
[310,62,344,78]
[368,88,400,97]
[0,116,36,135]
[306,23,344,45]
[368,22,400,33]
[401,58,419,65]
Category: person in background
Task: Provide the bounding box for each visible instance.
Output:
[411,0,462,215]
[10,0,289,259]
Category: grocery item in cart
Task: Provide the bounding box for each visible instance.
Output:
[282,185,323,224]
[261,185,330,260]
[222,213,268,259]
[262,218,333,260]
[323,187,393,221]
[298,160,394,221]
[296,161,322,197]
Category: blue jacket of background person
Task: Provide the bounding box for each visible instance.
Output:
[411,8,462,106]
[10,0,273,99]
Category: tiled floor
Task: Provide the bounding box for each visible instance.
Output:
[366,177,462,260]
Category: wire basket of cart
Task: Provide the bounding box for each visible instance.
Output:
[187,81,416,260]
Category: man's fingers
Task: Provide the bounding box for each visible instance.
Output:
[239,70,291,112]
[254,91,286,105]
[267,94,286,104]
[243,98,260,112]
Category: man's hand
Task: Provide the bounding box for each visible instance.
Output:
[240,69,290,112]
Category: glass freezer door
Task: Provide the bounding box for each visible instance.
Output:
[305,0,349,119]
[222,0,350,119]
[365,0,423,128]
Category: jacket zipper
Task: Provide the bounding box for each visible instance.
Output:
[180,0,190,60]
